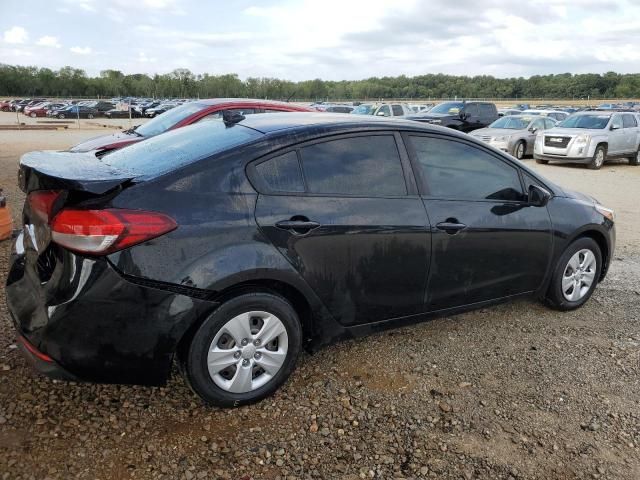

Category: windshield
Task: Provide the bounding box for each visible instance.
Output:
[103,120,263,177]
[429,102,465,114]
[488,116,531,129]
[136,102,207,137]
[351,105,375,115]
[558,115,610,129]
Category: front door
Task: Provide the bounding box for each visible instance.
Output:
[252,133,431,326]
[404,133,553,311]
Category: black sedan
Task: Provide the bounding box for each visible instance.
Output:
[51,105,99,119]
[7,113,615,407]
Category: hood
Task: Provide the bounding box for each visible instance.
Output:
[558,186,598,204]
[543,127,605,137]
[409,112,452,120]
[471,128,522,137]
[69,131,143,153]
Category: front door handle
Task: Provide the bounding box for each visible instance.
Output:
[436,221,467,235]
[276,218,320,234]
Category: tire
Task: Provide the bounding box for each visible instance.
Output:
[58,114,65,119]
[87,114,94,119]
[183,292,302,407]
[588,144,606,170]
[513,140,526,160]
[544,237,602,311]
[629,146,640,166]
[535,158,549,164]
[30,112,36,118]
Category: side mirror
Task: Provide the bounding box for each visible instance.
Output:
[376,111,386,116]
[459,111,467,120]
[610,124,620,130]
[528,184,551,207]
[528,127,537,133]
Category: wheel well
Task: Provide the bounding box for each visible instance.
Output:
[595,142,608,151]
[175,279,314,364]
[576,230,609,281]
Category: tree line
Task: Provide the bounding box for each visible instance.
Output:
[1,64,639,100]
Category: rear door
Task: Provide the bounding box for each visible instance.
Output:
[404,133,553,311]
[252,132,431,327]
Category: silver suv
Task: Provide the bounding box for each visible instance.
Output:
[534,111,640,169]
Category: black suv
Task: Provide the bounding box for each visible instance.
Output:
[7,113,615,407]
[406,101,499,132]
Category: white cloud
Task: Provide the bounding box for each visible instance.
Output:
[3,26,29,44]
[70,46,92,55]
[36,36,61,48]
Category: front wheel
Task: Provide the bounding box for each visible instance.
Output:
[513,140,526,160]
[544,237,602,311]
[29,112,36,118]
[87,114,94,119]
[58,114,65,119]
[588,144,606,170]
[183,292,302,407]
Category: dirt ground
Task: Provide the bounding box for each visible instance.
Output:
[0,121,639,480]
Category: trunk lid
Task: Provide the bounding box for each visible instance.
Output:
[19,150,136,195]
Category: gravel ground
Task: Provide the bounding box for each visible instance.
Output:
[1,126,639,480]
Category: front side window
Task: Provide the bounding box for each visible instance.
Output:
[391,105,404,116]
[300,135,407,196]
[611,115,623,129]
[622,114,637,128]
[409,136,525,202]
[377,105,391,117]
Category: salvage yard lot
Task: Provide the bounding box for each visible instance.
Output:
[0,121,639,479]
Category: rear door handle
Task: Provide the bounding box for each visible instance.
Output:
[436,221,467,235]
[275,219,320,234]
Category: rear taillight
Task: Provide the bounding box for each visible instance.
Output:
[28,190,61,222]
[50,208,177,255]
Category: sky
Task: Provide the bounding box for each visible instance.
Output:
[0,0,639,81]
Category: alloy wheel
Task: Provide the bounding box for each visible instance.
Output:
[562,249,597,301]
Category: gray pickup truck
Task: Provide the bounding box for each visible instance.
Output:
[534,111,640,169]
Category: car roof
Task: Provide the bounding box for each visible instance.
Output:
[235,112,460,136]
[195,98,309,109]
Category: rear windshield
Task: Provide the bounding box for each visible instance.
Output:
[136,102,208,137]
[102,120,262,177]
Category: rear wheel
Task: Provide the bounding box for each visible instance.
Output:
[58,114,65,119]
[183,292,302,407]
[629,146,640,166]
[29,112,36,118]
[87,114,94,119]
[544,237,601,311]
[588,144,606,170]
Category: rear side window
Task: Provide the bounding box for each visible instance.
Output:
[392,105,404,116]
[103,121,262,177]
[409,136,525,201]
[623,114,637,128]
[255,151,304,192]
[300,135,407,196]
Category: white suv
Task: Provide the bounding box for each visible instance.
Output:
[534,111,640,169]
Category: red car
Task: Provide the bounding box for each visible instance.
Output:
[0,100,13,112]
[24,102,67,118]
[70,99,313,155]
